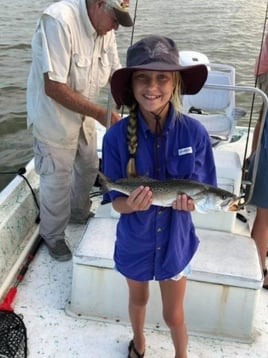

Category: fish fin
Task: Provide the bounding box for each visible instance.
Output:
[115,176,159,185]
[138,176,159,182]
[191,191,210,213]
[194,204,209,214]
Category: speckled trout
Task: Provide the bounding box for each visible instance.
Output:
[98,171,243,213]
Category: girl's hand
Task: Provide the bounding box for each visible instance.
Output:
[126,186,153,211]
[172,194,195,211]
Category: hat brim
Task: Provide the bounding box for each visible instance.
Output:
[111,63,208,107]
[113,7,133,27]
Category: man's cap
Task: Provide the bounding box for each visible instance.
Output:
[106,0,133,27]
[111,35,208,106]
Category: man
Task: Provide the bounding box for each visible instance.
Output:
[26,0,133,261]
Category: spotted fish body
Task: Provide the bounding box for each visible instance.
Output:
[98,171,242,213]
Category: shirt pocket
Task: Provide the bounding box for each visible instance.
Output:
[166,150,195,177]
[98,49,112,88]
[71,53,90,92]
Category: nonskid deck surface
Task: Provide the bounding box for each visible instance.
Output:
[12,201,268,358]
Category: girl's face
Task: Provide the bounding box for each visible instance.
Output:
[132,70,175,118]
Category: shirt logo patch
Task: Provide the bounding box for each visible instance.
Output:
[178,147,193,156]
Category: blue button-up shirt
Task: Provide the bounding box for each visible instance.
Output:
[102,104,216,281]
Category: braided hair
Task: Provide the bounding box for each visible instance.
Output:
[126,105,138,177]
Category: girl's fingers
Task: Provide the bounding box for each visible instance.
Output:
[172,194,195,211]
[127,186,152,210]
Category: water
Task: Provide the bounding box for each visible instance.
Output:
[0,0,267,190]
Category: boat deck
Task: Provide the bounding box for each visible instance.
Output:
[13,202,268,358]
[2,127,267,357]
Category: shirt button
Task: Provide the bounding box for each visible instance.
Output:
[157,227,161,232]
[156,246,161,250]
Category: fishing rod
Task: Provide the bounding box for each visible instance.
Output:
[105,0,140,127]
[129,0,139,46]
[120,0,139,119]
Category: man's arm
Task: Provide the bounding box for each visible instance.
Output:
[44,73,120,126]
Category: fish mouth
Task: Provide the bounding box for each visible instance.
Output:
[227,203,240,212]
[225,197,245,212]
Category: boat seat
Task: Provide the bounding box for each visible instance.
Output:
[68,212,262,342]
[182,61,245,146]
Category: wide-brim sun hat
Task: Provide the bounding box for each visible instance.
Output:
[111,35,208,107]
[106,0,133,27]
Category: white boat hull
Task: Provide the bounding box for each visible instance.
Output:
[0,159,39,299]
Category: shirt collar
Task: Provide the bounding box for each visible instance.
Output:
[79,0,97,38]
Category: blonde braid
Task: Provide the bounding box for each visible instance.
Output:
[126,106,138,177]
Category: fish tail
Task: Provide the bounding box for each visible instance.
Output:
[97,171,111,193]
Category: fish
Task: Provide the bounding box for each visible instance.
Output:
[98,171,243,213]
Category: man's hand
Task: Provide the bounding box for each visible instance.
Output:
[110,110,121,125]
[95,107,120,127]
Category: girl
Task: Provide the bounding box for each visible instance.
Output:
[102,35,217,358]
